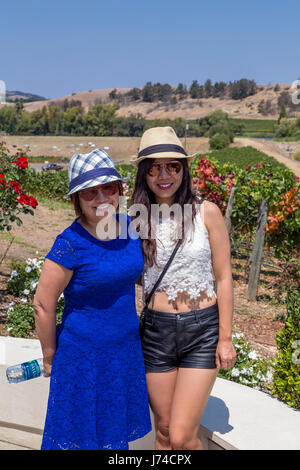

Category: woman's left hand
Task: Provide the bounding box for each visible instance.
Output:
[215,339,237,370]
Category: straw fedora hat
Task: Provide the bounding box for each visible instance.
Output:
[130,126,197,166]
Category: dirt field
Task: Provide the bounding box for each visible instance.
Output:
[3,135,300,176]
[2,135,210,162]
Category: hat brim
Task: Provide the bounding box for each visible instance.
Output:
[64,175,125,199]
[129,151,198,167]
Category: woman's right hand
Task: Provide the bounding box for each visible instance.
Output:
[43,357,54,377]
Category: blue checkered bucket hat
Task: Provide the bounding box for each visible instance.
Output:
[65,149,123,198]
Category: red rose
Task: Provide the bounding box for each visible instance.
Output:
[29,196,38,208]
[13,156,28,170]
[9,181,22,194]
[17,194,30,205]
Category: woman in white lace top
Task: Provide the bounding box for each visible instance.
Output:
[131,127,236,450]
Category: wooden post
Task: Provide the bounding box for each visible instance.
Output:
[224,186,235,235]
[0,234,15,267]
[247,199,269,300]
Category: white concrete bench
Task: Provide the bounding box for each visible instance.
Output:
[0,336,299,450]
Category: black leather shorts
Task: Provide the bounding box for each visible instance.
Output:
[141,302,219,372]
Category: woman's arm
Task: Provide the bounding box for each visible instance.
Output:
[33,259,73,376]
[203,201,237,370]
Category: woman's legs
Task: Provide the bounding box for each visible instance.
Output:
[146,369,178,450]
[146,367,218,450]
[169,368,219,450]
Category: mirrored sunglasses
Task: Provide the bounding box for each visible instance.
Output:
[78,181,119,201]
[147,161,183,177]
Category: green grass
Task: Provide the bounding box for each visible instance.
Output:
[33,195,72,210]
[28,156,69,163]
[0,232,38,249]
[228,118,277,134]
[199,146,287,171]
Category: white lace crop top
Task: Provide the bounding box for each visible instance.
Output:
[143,205,217,302]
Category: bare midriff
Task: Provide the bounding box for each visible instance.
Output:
[147,290,217,313]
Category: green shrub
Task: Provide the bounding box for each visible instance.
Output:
[275,117,300,140]
[22,164,137,202]
[5,297,64,338]
[218,333,273,391]
[22,168,69,200]
[270,289,300,409]
[7,257,44,300]
[4,256,64,337]
[209,132,231,150]
[208,122,234,143]
[6,302,36,338]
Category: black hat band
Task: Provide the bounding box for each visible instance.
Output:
[138,144,187,159]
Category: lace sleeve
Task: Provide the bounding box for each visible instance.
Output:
[45,235,77,271]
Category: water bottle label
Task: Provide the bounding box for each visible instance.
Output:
[21,360,41,380]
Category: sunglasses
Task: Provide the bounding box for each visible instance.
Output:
[147,161,183,177]
[78,182,119,201]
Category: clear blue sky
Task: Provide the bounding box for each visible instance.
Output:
[1,0,299,99]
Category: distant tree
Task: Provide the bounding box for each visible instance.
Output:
[196,110,229,136]
[278,104,287,123]
[47,104,64,134]
[230,79,257,100]
[209,132,231,150]
[0,106,18,134]
[62,106,84,135]
[126,88,142,101]
[84,103,118,136]
[30,106,49,135]
[189,80,202,99]
[213,81,227,98]
[114,113,145,137]
[141,82,174,103]
[175,83,188,100]
[157,83,173,102]
[109,89,118,100]
[64,99,82,110]
[204,79,213,98]
[277,91,292,109]
[142,82,155,102]
[15,100,24,117]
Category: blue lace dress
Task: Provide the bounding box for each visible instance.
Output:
[41,215,151,450]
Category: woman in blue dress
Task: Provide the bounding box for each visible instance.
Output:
[33,149,151,450]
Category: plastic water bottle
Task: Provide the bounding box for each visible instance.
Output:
[6,358,45,384]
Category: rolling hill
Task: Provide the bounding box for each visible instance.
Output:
[18,83,299,121]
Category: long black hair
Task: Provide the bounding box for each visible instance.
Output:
[131,158,200,266]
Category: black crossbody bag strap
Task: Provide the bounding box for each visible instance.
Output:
[140,198,204,328]
[143,238,182,310]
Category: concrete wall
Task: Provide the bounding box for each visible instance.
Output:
[0,336,299,450]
